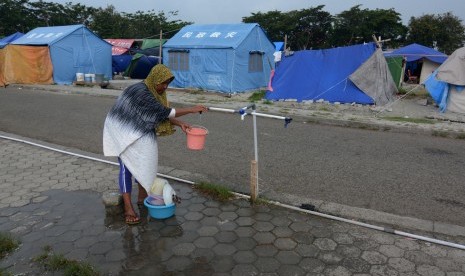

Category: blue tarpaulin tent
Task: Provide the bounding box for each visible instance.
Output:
[162,23,275,93]
[125,54,160,79]
[385,43,448,83]
[11,25,112,84]
[385,43,447,63]
[0,32,24,48]
[266,43,397,105]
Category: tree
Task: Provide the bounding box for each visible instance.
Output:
[27,0,94,27]
[242,10,290,43]
[286,6,333,50]
[367,8,407,48]
[243,6,332,50]
[408,12,465,54]
[331,5,406,47]
[123,10,191,39]
[88,5,130,38]
[0,0,32,36]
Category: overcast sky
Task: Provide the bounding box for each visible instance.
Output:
[47,0,464,25]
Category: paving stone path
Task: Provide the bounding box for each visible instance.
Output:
[1,138,465,275]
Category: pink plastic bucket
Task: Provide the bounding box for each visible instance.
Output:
[186,125,208,150]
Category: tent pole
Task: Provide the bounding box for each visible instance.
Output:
[251,106,259,202]
[284,35,287,55]
[159,30,163,62]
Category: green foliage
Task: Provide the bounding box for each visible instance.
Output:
[243,5,333,50]
[248,90,266,102]
[289,6,333,49]
[407,12,465,54]
[0,233,19,259]
[1,1,463,53]
[243,10,288,43]
[397,87,408,95]
[262,99,273,105]
[0,0,34,34]
[0,0,191,39]
[432,130,449,137]
[195,182,234,202]
[330,5,407,47]
[34,246,100,276]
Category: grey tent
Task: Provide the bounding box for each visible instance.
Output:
[424,47,465,114]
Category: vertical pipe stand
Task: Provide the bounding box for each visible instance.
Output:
[250,160,258,202]
[208,106,292,203]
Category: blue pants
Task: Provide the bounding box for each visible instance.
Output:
[118,158,138,193]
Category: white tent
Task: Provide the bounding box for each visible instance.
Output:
[424,47,465,114]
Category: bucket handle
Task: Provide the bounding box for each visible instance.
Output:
[187,125,208,135]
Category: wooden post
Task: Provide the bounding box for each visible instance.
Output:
[158,29,163,60]
[372,34,381,48]
[250,160,258,202]
[284,35,288,55]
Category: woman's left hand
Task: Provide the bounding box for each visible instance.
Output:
[179,121,191,133]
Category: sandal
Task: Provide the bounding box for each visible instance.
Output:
[125,214,141,225]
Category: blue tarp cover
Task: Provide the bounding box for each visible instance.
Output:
[424,71,448,112]
[274,42,284,51]
[112,55,132,73]
[266,43,377,104]
[385,43,447,64]
[0,32,24,48]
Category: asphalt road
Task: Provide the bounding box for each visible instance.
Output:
[1,87,465,228]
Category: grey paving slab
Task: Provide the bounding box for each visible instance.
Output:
[0,136,465,275]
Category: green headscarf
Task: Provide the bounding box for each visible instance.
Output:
[144,64,176,136]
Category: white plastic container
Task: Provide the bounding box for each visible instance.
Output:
[84,74,92,83]
[76,73,84,82]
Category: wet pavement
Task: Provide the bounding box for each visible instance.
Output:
[1,135,465,275]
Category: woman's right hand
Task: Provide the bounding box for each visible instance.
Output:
[191,105,208,114]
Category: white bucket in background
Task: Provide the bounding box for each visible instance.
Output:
[84,74,92,83]
[76,73,84,82]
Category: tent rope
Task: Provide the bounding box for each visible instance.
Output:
[143,28,183,39]
[83,28,97,74]
[373,84,422,117]
[310,77,349,101]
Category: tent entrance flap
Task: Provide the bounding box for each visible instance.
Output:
[349,49,397,106]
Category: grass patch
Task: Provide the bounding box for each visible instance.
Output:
[0,233,19,259]
[380,116,435,124]
[432,130,449,138]
[251,197,272,206]
[398,85,429,98]
[248,90,266,102]
[357,125,379,131]
[397,87,408,95]
[455,133,465,139]
[262,99,273,105]
[318,106,331,112]
[33,246,100,276]
[194,182,234,202]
